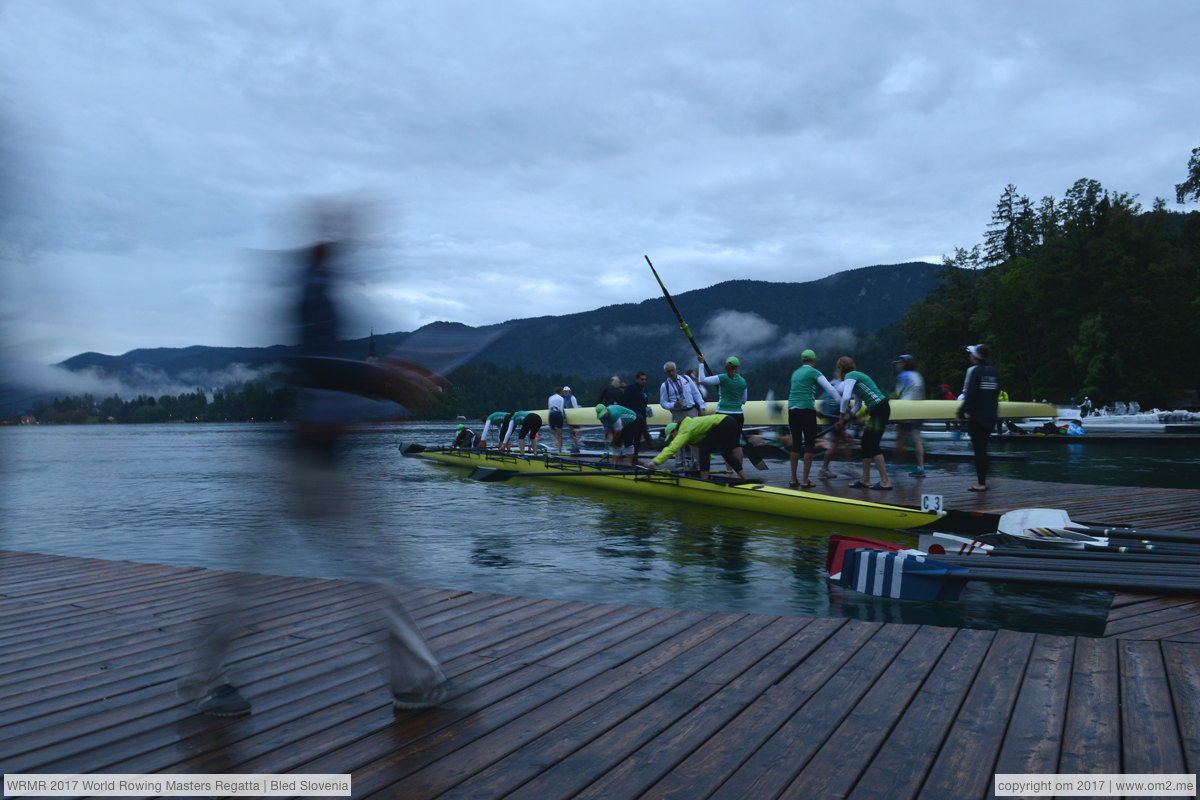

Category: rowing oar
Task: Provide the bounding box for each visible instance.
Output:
[645,254,702,358]
[644,254,767,471]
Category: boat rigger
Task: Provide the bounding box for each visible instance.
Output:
[402,445,943,531]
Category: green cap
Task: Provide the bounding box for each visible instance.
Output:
[801,349,816,361]
[663,422,678,441]
[725,356,740,367]
[595,403,607,418]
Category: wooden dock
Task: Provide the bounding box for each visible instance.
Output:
[2,544,1198,799]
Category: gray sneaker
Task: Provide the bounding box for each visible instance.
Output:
[196,683,251,717]
[393,679,454,710]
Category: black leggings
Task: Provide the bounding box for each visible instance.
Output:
[860,400,891,459]
[699,415,744,474]
[968,420,992,484]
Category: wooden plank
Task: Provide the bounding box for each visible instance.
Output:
[1120,640,1187,774]
[1107,614,1200,642]
[1107,594,1198,618]
[346,611,751,797]
[0,584,452,682]
[916,628,1036,800]
[137,601,640,778]
[6,545,1200,799]
[231,607,701,780]
[1059,637,1120,774]
[1162,641,1200,775]
[849,628,996,800]
[703,624,921,800]
[0,589,530,739]
[537,617,849,800]
[0,587,552,767]
[619,619,882,800]
[431,616,814,800]
[0,573,345,656]
[378,613,781,799]
[778,625,959,800]
[992,634,1074,776]
[0,574,374,659]
[1105,602,1200,637]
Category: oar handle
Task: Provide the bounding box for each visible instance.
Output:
[645,255,704,358]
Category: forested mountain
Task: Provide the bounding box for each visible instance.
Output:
[57,261,938,388]
[902,180,1199,408]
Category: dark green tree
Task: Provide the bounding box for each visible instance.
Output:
[1176,146,1200,205]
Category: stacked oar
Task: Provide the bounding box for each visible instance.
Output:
[927,524,1200,596]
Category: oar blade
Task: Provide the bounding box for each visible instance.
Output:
[469,467,516,482]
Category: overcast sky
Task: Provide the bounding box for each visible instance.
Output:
[1,1,1197,365]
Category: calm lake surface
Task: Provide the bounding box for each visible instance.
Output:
[5,421,1190,637]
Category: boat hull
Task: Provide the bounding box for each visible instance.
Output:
[413,447,942,530]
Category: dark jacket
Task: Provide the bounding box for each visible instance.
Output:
[958,361,1000,427]
[621,382,650,417]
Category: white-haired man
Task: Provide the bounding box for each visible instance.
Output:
[659,360,706,469]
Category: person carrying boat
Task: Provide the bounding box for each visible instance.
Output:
[835,356,892,490]
[547,386,579,454]
[479,410,510,449]
[499,410,543,455]
[659,360,706,469]
[787,349,838,489]
[957,343,1000,492]
[562,387,583,453]
[595,403,641,465]
[892,354,927,477]
[645,413,748,481]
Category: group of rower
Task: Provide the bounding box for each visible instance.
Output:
[454,342,1002,493]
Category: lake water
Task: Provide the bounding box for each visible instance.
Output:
[4,420,1185,637]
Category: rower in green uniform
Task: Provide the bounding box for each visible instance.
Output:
[499,410,543,455]
[479,411,510,449]
[787,349,838,490]
[645,413,748,481]
[696,354,748,471]
[835,356,892,490]
[595,404,640,466]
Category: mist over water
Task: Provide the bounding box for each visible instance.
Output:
[0,420,1137,636]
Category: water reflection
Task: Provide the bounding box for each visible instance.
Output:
[0,420,1124,637]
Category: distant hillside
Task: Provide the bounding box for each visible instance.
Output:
[54,261,939,394]
[470,262,939,375]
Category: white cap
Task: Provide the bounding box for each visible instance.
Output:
[562,386,572,392]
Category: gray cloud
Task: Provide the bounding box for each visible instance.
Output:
[1,1,1196,363]
[701,310,856,368]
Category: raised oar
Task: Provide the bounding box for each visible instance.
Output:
[644,254,766,471]
[645,254,702,358]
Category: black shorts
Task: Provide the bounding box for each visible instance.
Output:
[619,416,645,448]
[548,409,564,430]
[788,407,818,454]
[518,413,542,440]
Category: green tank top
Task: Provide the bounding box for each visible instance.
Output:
[788,365,824,410]
[845,371,885,409]
[717,373,747,414]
